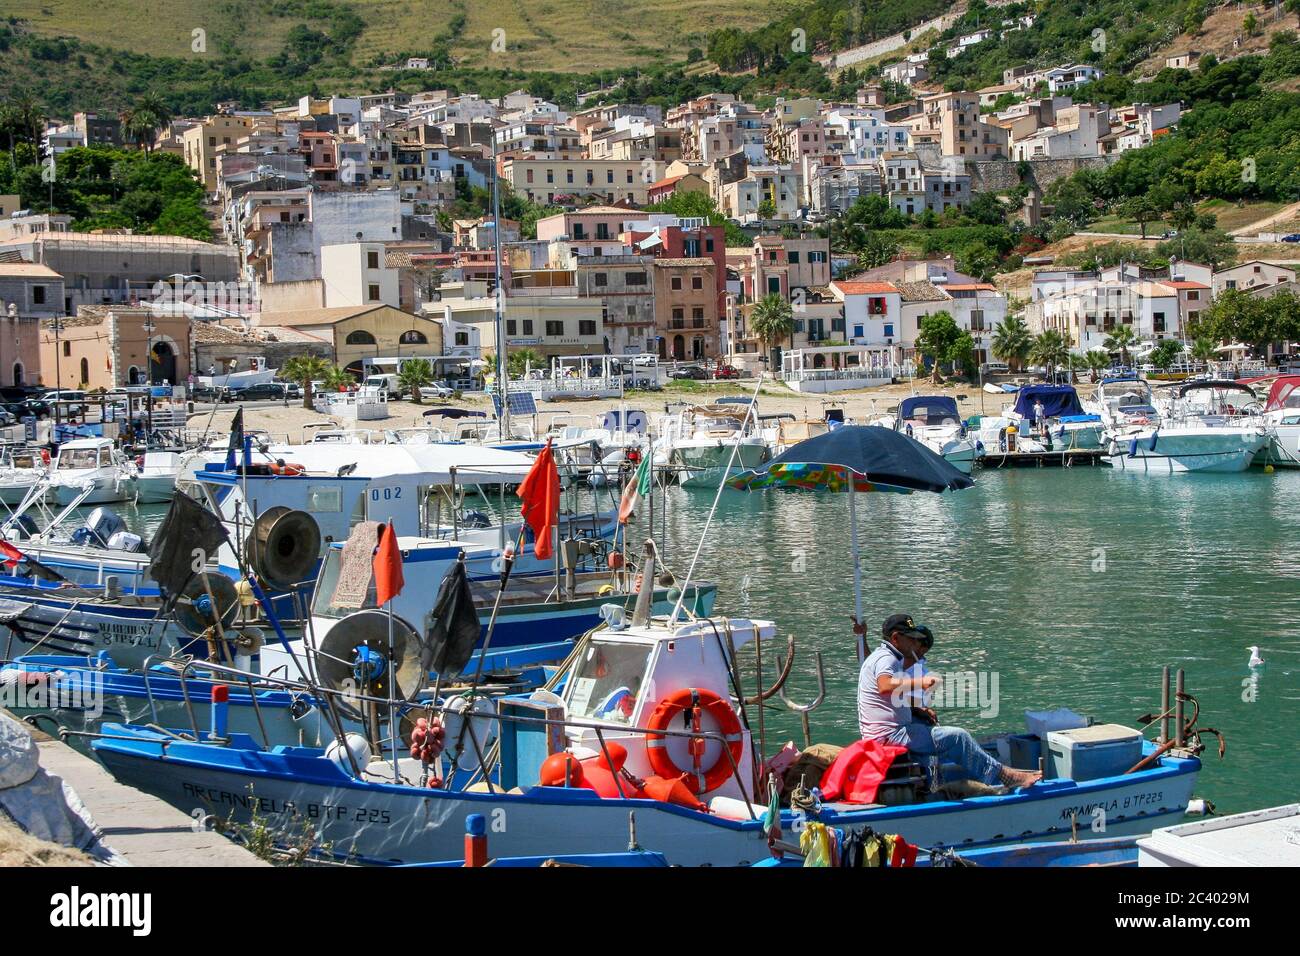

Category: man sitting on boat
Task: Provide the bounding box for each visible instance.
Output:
[858,614,1040,790]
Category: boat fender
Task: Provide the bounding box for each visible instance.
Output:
[645,687,743,795]
[325,733,371,774]
[1147,430,1159,452]
[539,751,593,789]
[1128,437,1139,458]
[410,715,446,768]
[905,423,913,438]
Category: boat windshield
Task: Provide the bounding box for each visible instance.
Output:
[311,549,375,618]
[57,448,103,470]
[565,640,652,724]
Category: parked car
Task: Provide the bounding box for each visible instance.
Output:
[273,379,302,399]
[669,365,709,380]
[230,382,288,402]
[418,383,455,401]
[1283,234,1300,243]
[711,364,741,380]
[191,385,233,403]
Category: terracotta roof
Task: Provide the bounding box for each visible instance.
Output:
[895,280,947,302]
[250,304,403,327]
[832,280,898,295]
[1163,280,1209,290]
[648,175,685,189]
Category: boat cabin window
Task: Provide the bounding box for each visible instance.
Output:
[57,448,103,470]
[305,485,343,513]
[566,640,652,724]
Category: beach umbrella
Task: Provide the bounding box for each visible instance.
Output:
[729,425,973,660]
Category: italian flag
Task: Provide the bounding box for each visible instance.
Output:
[618,452,652,525]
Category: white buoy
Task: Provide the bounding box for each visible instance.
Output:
[1248,646,1264,668]
[325,733,372,773]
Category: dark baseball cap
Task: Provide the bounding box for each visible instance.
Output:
[882,613,928,642]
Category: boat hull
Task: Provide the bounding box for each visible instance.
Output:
[49,476,137,505]
[1105,430,1269,474]
[91,728,1199,866]
[673,441,769,488]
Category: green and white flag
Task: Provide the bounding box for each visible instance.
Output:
[618,452,652,524]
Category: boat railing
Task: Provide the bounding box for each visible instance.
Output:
[105,651,756,815]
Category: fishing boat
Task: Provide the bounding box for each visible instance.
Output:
[875,396,978,474]
[46,438,138,505]
[654,403,769,487]
[1103,379,1271,474]
[88,587,1210,866]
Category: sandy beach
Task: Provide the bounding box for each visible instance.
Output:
[195,375,1095,441]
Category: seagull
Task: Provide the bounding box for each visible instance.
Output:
[1248,646,1265,668]
[337,463,358,477]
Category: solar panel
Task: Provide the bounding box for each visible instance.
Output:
[492,390,537,419]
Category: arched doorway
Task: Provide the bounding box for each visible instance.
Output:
[11,363,23,386]
[80,357,89,385]
[692,337,704,359]
[672,335,685,360]
[150,340,177,385]
[813,353,826,369]
[128,365,142,385]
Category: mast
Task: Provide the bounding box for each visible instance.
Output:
[491,128,510,438]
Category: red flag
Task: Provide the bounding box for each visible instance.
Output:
[517,440,560,560]
[0,541,23,567]
[373,522,404,606]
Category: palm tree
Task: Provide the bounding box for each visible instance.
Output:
[397,358,434,404]
[1083,349,1110,382]
[120,93,172,153]
[282,355,331,409]
[323,364,355,392]
[1103,325,1138,366]
[507,348,542,377]
[1191,336,1217,369]
[749,293,794,370]
[991,313,1032,372]
[1029,330,1069,379]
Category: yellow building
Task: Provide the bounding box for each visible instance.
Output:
[182,115,256,192]
[502,158,663,207]
[39,307,192,389]
[250,304,444,376]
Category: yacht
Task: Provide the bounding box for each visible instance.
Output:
[47,437,138,505]
[654,402,769,487]
[877,396,978,474]
[0,446,48,506]
[1102,378,1270,473]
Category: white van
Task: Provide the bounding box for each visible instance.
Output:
[363,373,401,399]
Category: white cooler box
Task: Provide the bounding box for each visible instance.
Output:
[1045,724,1143,781]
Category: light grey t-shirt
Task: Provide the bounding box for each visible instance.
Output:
[857,643,911,740]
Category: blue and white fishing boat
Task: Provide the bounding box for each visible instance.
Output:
[89,603,1210,866]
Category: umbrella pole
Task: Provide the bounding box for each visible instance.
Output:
[849,485,864,663]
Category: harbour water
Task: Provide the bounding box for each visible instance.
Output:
[112,465,1299,816]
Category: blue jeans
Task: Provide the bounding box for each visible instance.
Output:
[885,722,1002,786]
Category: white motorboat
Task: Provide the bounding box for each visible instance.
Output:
[133,451,183,503]
[0,447,48,506]
[46,438,138,505]
[875,395,978,474]
[1102,378,1270,474]
[654,402,770,487]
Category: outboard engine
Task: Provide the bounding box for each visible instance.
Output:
[3,514,40,541]
[80,508,127,547]
[461,510,492,529]
[106,530,145,553]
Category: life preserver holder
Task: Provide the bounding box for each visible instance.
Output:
[645,687,743,795]
[269,462,305,476]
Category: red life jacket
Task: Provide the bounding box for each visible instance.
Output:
[819,739,908,804]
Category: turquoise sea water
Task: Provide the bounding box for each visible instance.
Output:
[648,466,1300,816]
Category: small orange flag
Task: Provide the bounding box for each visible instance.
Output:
[517,440,560,560]
[373,522,404,606]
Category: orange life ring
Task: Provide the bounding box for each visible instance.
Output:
[270,462,305,476]
[645,687,743,795]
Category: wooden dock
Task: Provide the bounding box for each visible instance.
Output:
[977,448,1107,469]
[4,710,267,867]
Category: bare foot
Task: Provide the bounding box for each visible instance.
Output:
[999,767,1042,790]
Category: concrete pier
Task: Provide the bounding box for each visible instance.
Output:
[3,710,267,866]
